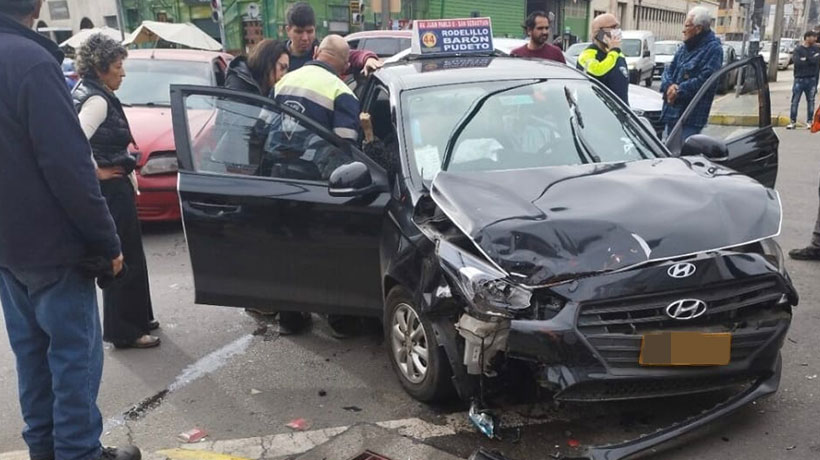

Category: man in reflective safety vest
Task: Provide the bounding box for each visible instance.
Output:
[577,13,629,104]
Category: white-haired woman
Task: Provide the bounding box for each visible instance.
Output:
[73,34,159,349]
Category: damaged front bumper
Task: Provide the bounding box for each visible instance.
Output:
[469,354,782,460]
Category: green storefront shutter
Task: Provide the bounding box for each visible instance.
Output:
[427,0,526,38]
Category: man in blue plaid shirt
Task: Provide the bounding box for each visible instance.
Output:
[660,6,723,141]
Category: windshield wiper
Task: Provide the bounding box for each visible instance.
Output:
[441,80,541,172]
[564,86,601,163]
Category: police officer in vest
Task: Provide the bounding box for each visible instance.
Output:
[577,13,629,104]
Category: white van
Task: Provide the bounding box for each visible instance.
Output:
[621,30,655,86]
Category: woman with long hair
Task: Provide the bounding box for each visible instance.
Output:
[73,34,159,349]
[225,39,290,97]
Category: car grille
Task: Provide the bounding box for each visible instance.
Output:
[577,276,787,370]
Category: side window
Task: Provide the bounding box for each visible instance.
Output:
[347,39,360,50]
[363,86,397,171]
[698,60,762,141]
[184,94,354,182]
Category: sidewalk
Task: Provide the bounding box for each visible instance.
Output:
[0,422,465,460]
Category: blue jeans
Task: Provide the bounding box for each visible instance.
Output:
[790,76,817,123]
[0,266,103,460]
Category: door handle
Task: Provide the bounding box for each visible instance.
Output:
[188,201,241,215]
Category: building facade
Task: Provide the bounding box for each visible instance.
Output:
[589,0,718,41]
[35,0,121,43]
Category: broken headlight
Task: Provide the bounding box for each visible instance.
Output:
[437,240,532,318]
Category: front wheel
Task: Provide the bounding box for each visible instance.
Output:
[384,286,454,402]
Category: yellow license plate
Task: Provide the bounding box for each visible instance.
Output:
[639,332,731,366]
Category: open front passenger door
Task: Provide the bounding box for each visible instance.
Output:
[170,85,389,316]
[665,56,778,188]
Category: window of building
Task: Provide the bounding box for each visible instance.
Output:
[48,1,70,20]
[329,5,349,21]
[104,15,118,28]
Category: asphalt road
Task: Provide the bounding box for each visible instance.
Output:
[1,128,819,459]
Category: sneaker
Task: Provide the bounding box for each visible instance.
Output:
[788,246,820,260]
[808,124,813,130]
[98,446,141,460]
[786,123,796,129]
[114,335,160,349]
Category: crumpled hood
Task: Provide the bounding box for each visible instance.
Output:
[429,158,781,286]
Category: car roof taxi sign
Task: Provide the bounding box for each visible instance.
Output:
[410,17,495,57]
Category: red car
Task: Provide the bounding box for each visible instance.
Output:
[117,49,232,221]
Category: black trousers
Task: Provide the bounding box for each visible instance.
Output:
[99,178,154,345]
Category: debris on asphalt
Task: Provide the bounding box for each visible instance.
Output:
[286,418,309,431]
[788,338,798,344]
[250,388,262,395]
[567,438,581,448]
[722,437,730,442]
[807,375,818,380]
[468,400,498,439]
[318,390,327,397]
[177,428,207,443]
[343,406,363,412]
[786,445,797,451]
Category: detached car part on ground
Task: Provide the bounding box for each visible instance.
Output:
[169,55,794,460]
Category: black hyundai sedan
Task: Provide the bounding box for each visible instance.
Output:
[170,54,795,459]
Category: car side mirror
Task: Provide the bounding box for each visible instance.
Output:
[681,134,729,160]
[643,49,650,58]
[329,161,377,197]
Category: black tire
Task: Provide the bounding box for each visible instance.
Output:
[384,286,454,402]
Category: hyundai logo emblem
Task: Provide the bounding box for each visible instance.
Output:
[667,262,696,279]
[665,299,708,320]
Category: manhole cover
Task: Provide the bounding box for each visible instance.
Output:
[349,451,393,460]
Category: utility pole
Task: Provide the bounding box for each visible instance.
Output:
[381,0,390,30]
[804,0,811,31]
[768,0,786,81]
[211,0,228,49]
[115,0,126,40]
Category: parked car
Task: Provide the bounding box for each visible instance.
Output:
[170,53,791,459]
[780,38,798,64]
[345,30,412,58]
[621,30,655,86]
[759,41,790,70]
[563,41,589,67]
[116,49,232,221]
[653,40,682,78]
[718,43,740,93]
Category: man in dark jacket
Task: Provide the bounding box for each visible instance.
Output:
[787,31,820,129]
[660,6,723,140]
[578,13,629,103]
[0,1,139,460]
[286,2,381,76]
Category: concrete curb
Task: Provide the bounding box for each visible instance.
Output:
[708,114,792,127]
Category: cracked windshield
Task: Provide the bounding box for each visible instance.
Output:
[405,80,657,180]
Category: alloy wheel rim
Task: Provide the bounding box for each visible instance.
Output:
[391,303,429,384]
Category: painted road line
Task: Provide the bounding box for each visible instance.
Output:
[158,449,253,460]
[104,334,255,432]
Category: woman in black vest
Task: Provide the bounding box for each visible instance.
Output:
[73,34,159,349]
